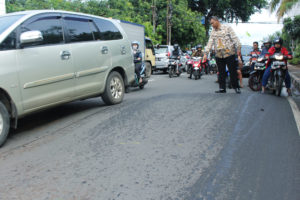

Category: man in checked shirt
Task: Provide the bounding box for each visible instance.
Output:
[203,16,242,94]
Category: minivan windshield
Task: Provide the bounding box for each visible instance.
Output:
[0,14,24,35]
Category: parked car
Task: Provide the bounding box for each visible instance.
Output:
[0,10,135,147]
[154,45,174,73]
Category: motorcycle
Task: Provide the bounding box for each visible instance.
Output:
[168,57,181,78]
[190,57,203,80]
[209,58,217,74]
[130,62,148,90]
[202,58,209,75]
[265,53,289,96]
[248,56,267,91]
[186,58,193,75]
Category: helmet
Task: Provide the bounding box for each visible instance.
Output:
[132,41,140,48]
[263,39,271,45]
[273,37,283,46]
[196,44,202,50]
[174,44,179,50]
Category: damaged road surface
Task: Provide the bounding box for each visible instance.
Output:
[0,74,299,200]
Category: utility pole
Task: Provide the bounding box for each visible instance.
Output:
[152,0,156,34]
[166,0,172,45]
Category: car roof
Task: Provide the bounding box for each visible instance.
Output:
[2,10,110,20]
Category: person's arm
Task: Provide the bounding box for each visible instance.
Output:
[204,32,214,59]
[228,26,241,56]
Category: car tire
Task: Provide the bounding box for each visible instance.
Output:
[102,71,124,105]
[0,101,10,147]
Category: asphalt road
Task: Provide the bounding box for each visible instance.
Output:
[0,72,299,200]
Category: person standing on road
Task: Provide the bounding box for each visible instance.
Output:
[203,16,242,94]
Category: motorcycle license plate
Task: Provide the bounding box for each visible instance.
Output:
[256,63,265,67]
[273,61,285,66]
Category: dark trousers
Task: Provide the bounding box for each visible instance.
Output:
[216,55,239,90]
[135,63,142,80]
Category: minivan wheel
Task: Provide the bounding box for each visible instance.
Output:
[0,101,10,147]
[102,71,125,105]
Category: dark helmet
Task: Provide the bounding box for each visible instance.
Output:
[196,44,202,50]
[174,44,179,50]
[273,37,283,46]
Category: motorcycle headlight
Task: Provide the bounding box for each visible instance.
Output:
[193,64,198,67]
[275,55,283,60]
[258,57,263,62]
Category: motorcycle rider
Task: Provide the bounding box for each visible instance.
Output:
[249,41,261,71]
[192,44,204,57]
[261,37,293,95]
[171,43,181,74]
[189,45,204,78]
[132,41,143,84]
[261,39,272,56]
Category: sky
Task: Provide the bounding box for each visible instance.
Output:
[228,9,283,46]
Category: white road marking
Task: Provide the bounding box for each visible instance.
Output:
[287,97,300,136]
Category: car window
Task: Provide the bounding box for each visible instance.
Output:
[64,16,95,42]
[93,18,122,40]
[0,14,24,35]
[0,30,17,51]
[155,47,168,54]
[21,15,64,47]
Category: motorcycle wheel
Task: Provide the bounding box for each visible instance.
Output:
[169,67,174,78]
[275,75,283,96]
[248,73,261,91]
[139,84,144,89]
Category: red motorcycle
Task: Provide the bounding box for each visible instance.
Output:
[189,57,204,80]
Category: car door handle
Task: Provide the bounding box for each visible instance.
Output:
[102,46,108,54]
[60,51,71,60]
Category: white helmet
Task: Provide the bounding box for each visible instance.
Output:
[131,41,140,48]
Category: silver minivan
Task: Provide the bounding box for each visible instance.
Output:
[0,10,135,146]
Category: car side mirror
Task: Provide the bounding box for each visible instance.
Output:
[20,31,43,45]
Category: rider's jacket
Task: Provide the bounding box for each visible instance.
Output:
[192,50,204,57]
[261,47,270,56]
[133,50,142,64]
[266,46,291,68]
[171,49,180,59]
[249,49,261,63]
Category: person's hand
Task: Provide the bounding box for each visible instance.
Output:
[203,54,207,60]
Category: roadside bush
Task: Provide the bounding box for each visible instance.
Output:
[289,45,300,65]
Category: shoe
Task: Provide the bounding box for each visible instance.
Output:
[287,88,292,96]
[215,89,226,93]
[235,88,241,94]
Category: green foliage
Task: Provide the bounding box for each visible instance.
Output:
[267,15,300,64]
[187,0,268,35]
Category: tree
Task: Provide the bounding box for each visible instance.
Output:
[187,0,268,36]
[270,0,300,21]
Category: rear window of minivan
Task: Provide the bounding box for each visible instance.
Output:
[93,18,123,40]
